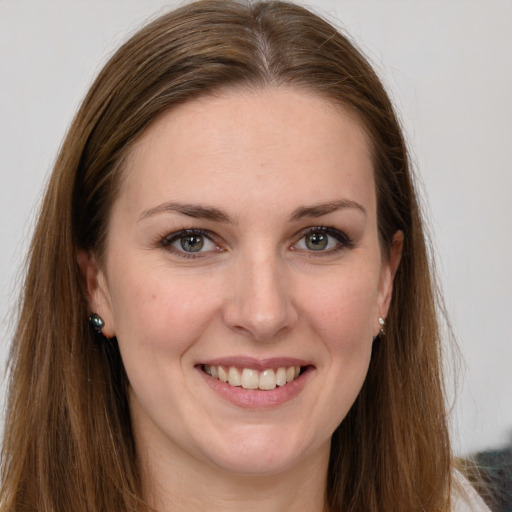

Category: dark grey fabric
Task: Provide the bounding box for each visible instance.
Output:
[471,447,512,512]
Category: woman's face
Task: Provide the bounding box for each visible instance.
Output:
[87,88,400,477]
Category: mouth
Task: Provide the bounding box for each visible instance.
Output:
[201,364,306,391]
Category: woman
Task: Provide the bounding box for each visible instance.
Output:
[0,1,491,511]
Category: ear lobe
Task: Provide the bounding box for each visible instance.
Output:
[378,230,404,318]
[77,250,115,337]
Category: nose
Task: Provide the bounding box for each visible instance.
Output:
[222,252,298,342]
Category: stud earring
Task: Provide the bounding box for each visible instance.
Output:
[378,317,386,336]
[88,313,105,334]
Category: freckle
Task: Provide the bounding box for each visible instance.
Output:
[152,294,156,300]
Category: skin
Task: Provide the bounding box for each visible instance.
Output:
[82,87,402,512]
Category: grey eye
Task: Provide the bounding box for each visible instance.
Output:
[179,234,205,252]
[294,227,351,253]
[304,232,328,251]
[163,229,219,256]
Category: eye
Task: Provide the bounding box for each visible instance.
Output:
[304,231,330,251]
[161,229,220,256]
[177,233,206,252]
[293,227,352,253]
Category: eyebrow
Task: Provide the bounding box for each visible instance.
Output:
[138,201,231,223]
[138,199,366,223]
[289,199,367,221]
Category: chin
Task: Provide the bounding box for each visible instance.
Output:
[195,423,330,477]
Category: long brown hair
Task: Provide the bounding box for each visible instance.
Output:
[1,1,451,510]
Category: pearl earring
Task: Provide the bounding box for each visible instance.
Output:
[378,317,386,336]
[88,313,105,334]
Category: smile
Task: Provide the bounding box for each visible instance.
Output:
[203,365,303,391]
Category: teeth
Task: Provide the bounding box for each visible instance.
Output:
[259,369,277,390]
[241,368,259,389]
[276,367,287,386]
[204,364,303,390]
[218,366,228,383]
[228,366,241,386]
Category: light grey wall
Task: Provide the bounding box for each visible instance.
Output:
[1,0,510,456]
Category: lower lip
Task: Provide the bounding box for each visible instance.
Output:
[197,367,312,409]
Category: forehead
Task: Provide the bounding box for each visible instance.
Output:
[117,87,376,220]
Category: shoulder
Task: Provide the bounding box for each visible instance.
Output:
[452,470,492,512]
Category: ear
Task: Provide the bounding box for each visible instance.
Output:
[77,250,115,337]
[376,230,404,331]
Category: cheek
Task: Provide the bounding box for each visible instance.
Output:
[107,262,220,359]
[301,266,380,349]
[294,269,379,436]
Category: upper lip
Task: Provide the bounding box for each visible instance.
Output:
[197,356,312,370]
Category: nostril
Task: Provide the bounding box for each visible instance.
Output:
[224,310,295,342]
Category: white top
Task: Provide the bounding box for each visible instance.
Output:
[452,471,492,512]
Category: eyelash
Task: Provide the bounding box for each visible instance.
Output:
[160,228,220,259]
[293,226,354,257]
[159,226,354,259]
